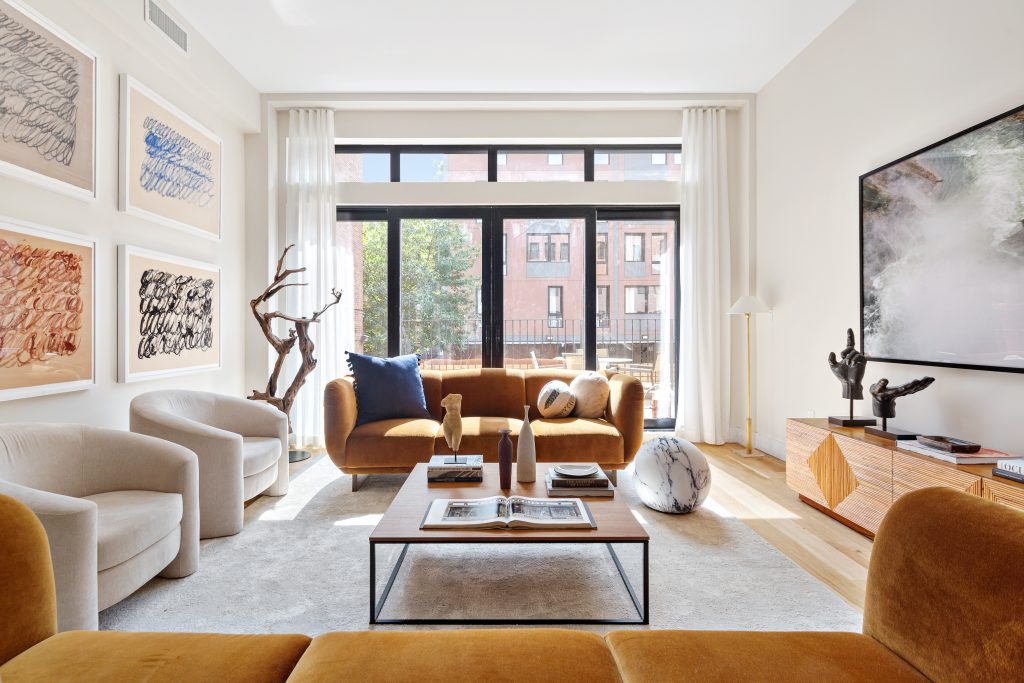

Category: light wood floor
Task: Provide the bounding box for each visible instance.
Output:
[697,441,871,610]
[286,441,872,610]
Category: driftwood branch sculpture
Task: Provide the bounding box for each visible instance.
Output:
[249,244,342,432]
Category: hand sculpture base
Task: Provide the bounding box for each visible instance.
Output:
[829,415,878,427]
[865,420,919,441]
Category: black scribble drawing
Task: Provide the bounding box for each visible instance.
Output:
[137,268,214,360]
[0,9,79,166]
[0,237,83,368]
[140,116,215,207]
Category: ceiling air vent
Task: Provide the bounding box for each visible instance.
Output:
[145,0,189,54]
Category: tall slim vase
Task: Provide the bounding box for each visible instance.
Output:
[517,405,536,483]
[498,429,513,489]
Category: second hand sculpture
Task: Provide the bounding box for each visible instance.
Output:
[865,376,935,440]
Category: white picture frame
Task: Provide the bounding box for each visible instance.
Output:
[119,74,222,240]
[0,0,97,200]
[118,244,222,383]
[0,217,95,401]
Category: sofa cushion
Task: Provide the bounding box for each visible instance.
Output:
[346,352,431,426]
[531,418,624,464]
[525,369,605,420]
[82,491,182,572]
[242,437,280,477]
[605,630,928,683]
[346,418,441,468]
[286,629,621,683]
[440,368,524,419]
[434,417,523,460]
[0,631,310,683]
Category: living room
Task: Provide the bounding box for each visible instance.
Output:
[0,0,1022,681]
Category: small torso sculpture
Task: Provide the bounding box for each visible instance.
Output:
[441,393,463,462]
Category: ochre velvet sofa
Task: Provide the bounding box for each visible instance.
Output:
[324,368,645,489]
[3,487,1022,681]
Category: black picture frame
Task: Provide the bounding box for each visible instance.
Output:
[859,102,1024,375]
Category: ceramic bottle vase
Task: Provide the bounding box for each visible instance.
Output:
[517,405,536,483]
[498,429,513,489]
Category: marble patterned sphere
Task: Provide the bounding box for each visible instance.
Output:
[633,436,711,514]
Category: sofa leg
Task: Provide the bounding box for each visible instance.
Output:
[351,474,361,492]
[605,470,618,486]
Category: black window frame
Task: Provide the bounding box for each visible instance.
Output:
[336,199,680,430]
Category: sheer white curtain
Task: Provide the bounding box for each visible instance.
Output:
[675,107,731,444]
[283,108,351,448]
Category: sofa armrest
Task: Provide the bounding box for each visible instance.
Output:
[324,377,357,470]
[0,481,98,632]
[606,372,645,463]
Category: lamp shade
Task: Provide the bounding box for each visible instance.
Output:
[728,295,769,315]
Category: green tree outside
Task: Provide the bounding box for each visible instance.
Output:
[359,219,478,359]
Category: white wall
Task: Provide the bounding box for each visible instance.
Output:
[0,0,258,428]
[755,0,1024,457]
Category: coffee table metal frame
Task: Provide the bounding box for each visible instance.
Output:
[369,537,648,625]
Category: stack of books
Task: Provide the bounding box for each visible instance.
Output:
[993,459,1024,484]
[427,455,483,482]
[545,466,615,497]
[899,440,1007,465]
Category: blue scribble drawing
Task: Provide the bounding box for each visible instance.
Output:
[139,116,215,207]
[0,10,80,166]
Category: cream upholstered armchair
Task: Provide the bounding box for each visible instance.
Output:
[0,423,199,632]
[130,391,289,539]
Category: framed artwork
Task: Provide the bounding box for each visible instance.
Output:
[0,217,95,401]
[0,0,96,199]
[861,102,1024,374]
[118,245,221,382]
[119,75,222,240]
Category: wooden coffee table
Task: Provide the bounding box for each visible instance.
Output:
[369,462,649,625]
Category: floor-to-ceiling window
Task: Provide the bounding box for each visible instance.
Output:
[336,145,680,428]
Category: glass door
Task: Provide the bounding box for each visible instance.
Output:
[496,211,587,370]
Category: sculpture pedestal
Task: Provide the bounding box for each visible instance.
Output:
[865,425,918,441]
[828,416,877,427]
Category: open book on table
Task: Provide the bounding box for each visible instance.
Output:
[420,496,596,530]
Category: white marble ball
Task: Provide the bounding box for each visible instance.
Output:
[633,436,711,514]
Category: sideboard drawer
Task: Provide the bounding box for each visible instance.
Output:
[830,434,892,534]
[982,478,1024,513]
[893,451,983,502]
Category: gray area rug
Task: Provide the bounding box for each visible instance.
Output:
[100,456,862,634]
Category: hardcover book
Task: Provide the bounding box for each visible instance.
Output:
[420,496,595,530]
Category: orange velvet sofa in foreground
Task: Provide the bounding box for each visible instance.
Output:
[1,488,1021,681]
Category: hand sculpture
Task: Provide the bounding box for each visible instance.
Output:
[828,329,868,400]
[869,377,935,419]
[440,393,463,454]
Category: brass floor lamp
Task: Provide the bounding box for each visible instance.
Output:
[728,296,769,454]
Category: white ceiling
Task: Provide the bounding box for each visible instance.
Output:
[169,0,854,94]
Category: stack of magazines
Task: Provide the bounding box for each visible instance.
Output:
[993,459,1024,484]
[545,465,615,497]
[427,455,483,482]
[898,440,1007,465]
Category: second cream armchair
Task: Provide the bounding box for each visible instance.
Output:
[130,391,289,539]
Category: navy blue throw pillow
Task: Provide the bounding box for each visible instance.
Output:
[346,352,431,426]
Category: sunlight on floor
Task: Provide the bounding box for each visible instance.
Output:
[334,514,384,527]
[258,457,340,521]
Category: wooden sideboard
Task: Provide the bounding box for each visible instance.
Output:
[786,418,1024,538]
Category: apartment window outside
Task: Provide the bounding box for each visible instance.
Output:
[596,233,608,276]
[502,233,508,275]
[624,233,644,262]
[652,233,667,275]
[597,285,609,328]
[496,150,584,182]
[594,148,682,181]
[624,285,661,314]
[527,233,569,263]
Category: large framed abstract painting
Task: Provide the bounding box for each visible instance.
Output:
[119,75,222,240]
[0,0,96,199]
[118,245,220,382]
[0,218,94,401]
[861,103,1024,374]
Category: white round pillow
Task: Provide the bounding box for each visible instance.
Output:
[570,371,609,418]
[537,380,576,418]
